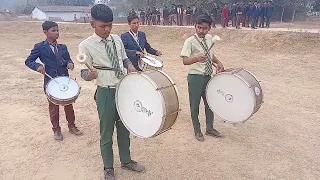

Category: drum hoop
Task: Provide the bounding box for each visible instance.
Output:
[115,70,176,138]
[205,68,257,123]
[45,76,81,102]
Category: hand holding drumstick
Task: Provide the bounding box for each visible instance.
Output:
[76,53,98,80]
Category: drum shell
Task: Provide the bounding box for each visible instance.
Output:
[45,77,80,106]
[143,70,179,135]
[138,57,163,72]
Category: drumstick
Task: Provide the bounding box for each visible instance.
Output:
[45,73,60,84]
[76,53,94,71]
[205,35,221,57]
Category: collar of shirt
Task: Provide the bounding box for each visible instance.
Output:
[194,33,206,41]
[92,33,112,43]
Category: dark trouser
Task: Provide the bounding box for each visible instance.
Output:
[187,74,214,134]
[232,16,236,27]
[96,86,131,169]
[251,17,257,28]
[259,16,265,27]
[236,14,242,28]
[48,101,75,132]
[265,16,271,27]
[222,17,228,27]
[211,16,216,27]
[245,16,250,27]
[186,15,191,25]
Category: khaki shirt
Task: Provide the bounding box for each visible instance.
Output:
[180,33,214,75]
[79,33,128,87]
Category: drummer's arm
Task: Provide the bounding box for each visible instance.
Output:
[145,40,157,55]
[211,54,223,65]
[25,43,42,71]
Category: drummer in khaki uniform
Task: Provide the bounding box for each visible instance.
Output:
[79,4,145,180]
[180,14,225,142]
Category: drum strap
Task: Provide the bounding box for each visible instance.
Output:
[129,30,144,52]
[193,35,212,60]
[93,65,118,71]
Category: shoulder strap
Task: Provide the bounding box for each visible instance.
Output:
[129,30,144,52]
[193,34,212,60]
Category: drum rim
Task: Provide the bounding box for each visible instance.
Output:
[115,70,174,138]
[205,68,258,123]
[45,76,81,103]
[140,56,163,68]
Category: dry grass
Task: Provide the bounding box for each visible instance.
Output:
[0,21,320,180]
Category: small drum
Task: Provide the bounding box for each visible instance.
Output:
[45,76,80,106]
[206,68,263,123]
[138,55,163,71]
[115,70,179,138]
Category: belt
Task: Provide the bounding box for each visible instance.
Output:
[93,65,119,71]
[97,85,116,89]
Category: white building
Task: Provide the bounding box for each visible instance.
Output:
[31,6,91,22]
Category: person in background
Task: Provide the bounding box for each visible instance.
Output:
[163,6,170,25]
[79,4,145,180]
[186,7,192,25]
[139,8,146,25]
[235,2,243,29]
[251,1,259,29]
[25,21,83,141]
[221,4,229,28]
[265,0,274,28]
[231,3,237,27]
[259,2,267,28]
[245,1,253,27]
[211,3,218,28]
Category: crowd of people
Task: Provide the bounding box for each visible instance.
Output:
[130,1,274,29]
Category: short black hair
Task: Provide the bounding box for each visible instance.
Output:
[127,14,139,23]
[42,21,58,31]
[195,14,212,26]
[91,4,113,23]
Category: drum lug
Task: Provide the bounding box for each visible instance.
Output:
[156,84,176,91]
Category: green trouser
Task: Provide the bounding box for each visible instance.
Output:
[187,74,214,134]
[96,86,131,169]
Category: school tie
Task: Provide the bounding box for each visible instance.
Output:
[202,38,213,76]
[101,39,123,79]
[50,43,58,57]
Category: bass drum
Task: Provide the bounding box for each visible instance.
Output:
[206,68,263,123]
[115,70,179,138]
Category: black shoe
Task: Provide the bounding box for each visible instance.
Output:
[54,130,63,141]
[103,168,116,180]
[205,129,223,138]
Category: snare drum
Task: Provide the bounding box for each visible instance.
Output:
[206,68,263,123]
[45,76,80,106]
[138,55,163,71]
[115,70,179,138]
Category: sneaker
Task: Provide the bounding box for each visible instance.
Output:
[195,132,205,142]
[69,127,83,136]
[205,129,223,138]
[54,130,63,141]
[103,168,116,180]
[121,160,146,172]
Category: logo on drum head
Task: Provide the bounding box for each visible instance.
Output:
[134,100,153,117]
[225,94,233,103]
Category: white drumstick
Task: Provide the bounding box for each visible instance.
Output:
[76,53,94,71]
[45,73,60,84]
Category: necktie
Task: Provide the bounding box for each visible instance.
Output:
[101,39,123,79]
[202,38,213,76]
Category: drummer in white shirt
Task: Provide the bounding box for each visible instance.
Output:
[120,14,162,71]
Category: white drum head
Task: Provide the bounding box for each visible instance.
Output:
[206,73,255,123]
[141,56,162,68]
[116,73,164,138]
[46,77,79,100]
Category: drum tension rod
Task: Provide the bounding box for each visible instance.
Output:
[156,84,176,91]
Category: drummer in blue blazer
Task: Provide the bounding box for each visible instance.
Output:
[120,14,162,71]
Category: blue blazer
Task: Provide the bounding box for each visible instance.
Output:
[25,40,73,89]
[121,31,157,70]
